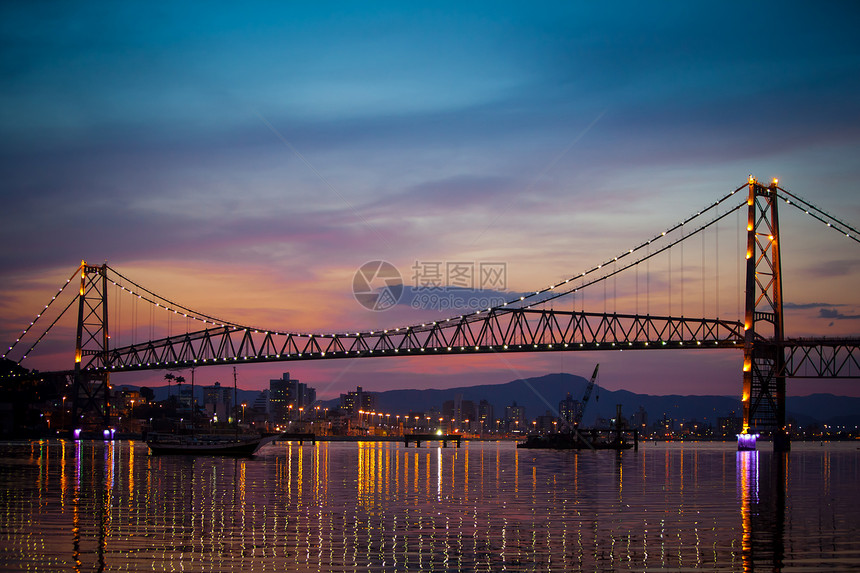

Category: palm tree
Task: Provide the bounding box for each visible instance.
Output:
[164,373,175,401]
[175,376,186,409]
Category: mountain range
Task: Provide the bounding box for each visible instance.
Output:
[317,373,860,428]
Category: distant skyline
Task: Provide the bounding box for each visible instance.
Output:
[2,2,859,398]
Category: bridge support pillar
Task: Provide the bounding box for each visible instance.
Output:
[740,178,788,451]
[71,262,112,430]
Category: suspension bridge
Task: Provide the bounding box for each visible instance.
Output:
[3,177,859,450]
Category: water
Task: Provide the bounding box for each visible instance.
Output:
[1,440,858,572]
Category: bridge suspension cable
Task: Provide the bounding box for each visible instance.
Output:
[505,198,746,315]
[92,185,752,343]
[2,267,79,362]
[105,266,242,328]
[776,186,860,245]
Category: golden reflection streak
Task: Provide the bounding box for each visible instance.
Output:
[425,451,431,500]
[464,447,469,499]
[287,442,293,502]
[239,458,246,504]
[60,440,67,510]
[394,445,400,495]
[357,441,365,505]
[737,450,758,573]
[404,448,409,489]
[450,449,456,497]
[514,446,519,494]
[437,447,443,501]
[414,449,419,493]
[297,441,303,507]
[127,440,134,505]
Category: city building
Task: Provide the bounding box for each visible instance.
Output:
[442,394,476,430]
[717,414,743,437]
[339,386,375,414]
[269,373,317,425]
[630,406,648,431]
[203,381,233,422]
[504,401,526,432]
[250,390,269,422]
[558,393,581,427]
[478,400,494,433]
[536,410,557,433]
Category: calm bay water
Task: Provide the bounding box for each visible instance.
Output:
[0,439,858,572]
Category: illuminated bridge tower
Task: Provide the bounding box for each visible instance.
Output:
[71,262,112,432]
[739,178,788,451]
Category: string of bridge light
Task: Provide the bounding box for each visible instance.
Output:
[386,184,748,331]
[2,267,79,360]
[107,277,235,331]
[496,199,748,315]
[776,187,860,245]
[106,266,243,329]
[106,184,748,346]
[12,294,80,364]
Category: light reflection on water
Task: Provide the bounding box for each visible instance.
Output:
[0,440,858,571]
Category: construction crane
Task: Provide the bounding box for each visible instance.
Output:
[574,364,599,427]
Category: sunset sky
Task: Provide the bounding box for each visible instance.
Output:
[2,2,859,399]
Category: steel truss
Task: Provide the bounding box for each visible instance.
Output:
[88,310,747,373]
[782,339,860,378]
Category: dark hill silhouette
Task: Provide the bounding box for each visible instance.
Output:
[321,373,860,427]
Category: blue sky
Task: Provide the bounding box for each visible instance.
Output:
[2,2,860,397]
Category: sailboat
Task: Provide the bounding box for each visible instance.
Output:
[146,368,280,456]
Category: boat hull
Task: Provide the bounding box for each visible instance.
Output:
[145,433,280,457]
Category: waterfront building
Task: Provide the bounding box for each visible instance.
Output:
[270,373,317,424]
[504,401,526,432]
[340,386,375,414]
[536,410,557,433]
[718,414,743,437]
[442,394,476,430]
[558,393,581,426]
[478,399,494,430]
[630,406,648,431]
[203,381,233,422]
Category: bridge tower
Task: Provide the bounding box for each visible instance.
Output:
[71,261,112,431]
[740,178,789,451]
